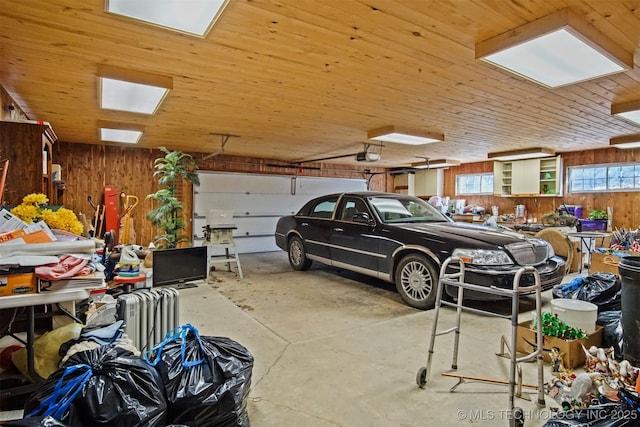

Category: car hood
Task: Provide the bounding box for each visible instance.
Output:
[395,221,534,248]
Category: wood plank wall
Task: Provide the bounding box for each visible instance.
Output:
[442,149,640,230]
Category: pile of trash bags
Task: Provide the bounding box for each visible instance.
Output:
[5,323,253,427]
[553,273,624,359]
[543,388,640,426]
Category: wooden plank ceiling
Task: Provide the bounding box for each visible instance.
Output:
[1,0,639,168]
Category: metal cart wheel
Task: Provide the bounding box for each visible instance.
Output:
[416,366,427,388]
[510,407,524,427]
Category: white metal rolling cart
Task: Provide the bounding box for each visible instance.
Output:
[416,257,546,427]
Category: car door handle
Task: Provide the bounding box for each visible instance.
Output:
[333,228,343,232]
[301,222,309,226]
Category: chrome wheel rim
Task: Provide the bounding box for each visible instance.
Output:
[400,260,433,302]
[290,240,303,266]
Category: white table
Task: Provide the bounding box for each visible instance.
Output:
[567,232,610,273]
[0,288,89,396]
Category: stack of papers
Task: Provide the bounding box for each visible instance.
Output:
[40,270,106,291]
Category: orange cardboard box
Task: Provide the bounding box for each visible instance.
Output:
[515,320,603,369]
[0,273,37,297]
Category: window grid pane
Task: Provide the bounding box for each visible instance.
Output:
[569,163,640,193]
[456,173,494,195]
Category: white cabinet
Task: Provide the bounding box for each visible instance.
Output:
[512,158,540,196]
[414,169,438,197]
[494,156,562,197]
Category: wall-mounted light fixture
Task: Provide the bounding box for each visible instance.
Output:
[98,64,173,115]
[475,8,633,88]
[610,134,640,149]
[488,147,555,161]
[611,100,640,127]
[411,158,460,169]
[106,0,230,37]
[98,120,145,144]
[367,125,444,145]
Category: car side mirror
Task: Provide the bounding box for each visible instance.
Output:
[352,212,374,226]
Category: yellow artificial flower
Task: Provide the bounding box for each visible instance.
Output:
[10,193,84,235]
[10,204,42,223]
[22,193,49,206]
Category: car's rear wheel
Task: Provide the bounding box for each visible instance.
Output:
[288,236,312,270]
[395,254,438,309]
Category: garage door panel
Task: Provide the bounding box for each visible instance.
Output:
[194,172,366,253]
[193,216,278,238]
[198,173,294,193]
[293,177,366,194]
[194,193,301,217]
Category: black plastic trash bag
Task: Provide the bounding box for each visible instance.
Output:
[23,345,167,426]
[543,389,640,426]
[597,311,624,360]
[145,323,254,427]
[543,403,635,426]
[0,416,67,426]
[552,273,622,312]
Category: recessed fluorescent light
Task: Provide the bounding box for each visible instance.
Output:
[106,0,230,37]
[611,100,640,127]
[488,147,555,161]
[367,126,444,145]
[476,8,633,88]
[412,159,460,169]
[610,134,640,149]
[99,121,144,144]
[98,64,172,115]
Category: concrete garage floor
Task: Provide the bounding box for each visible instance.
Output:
[180,251,579,427]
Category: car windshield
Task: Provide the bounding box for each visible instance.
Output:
[368,196,449,223]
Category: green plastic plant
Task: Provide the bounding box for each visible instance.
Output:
[587,209,607,220]
[146,147,200,248]
[533,311,588,340]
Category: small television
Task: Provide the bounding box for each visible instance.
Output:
[152,246,208,287]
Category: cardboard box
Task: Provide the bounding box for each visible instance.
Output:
[515,320,603,369]
[0,272,37,296]
[589,250,637,276]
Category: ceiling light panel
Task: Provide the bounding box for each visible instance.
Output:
[100,128,143,144]
[100,78,169,114]
[98,65,173,115]
[611,101,640,127]
[106,0,230,37]
[367,126,444,145]
[476,8,633,88]
[488,147,555,161]
[412,159,460,169]
[610,134,640,149]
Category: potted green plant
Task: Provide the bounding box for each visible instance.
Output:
[587,209,607,220]
[146,147,200,248]
[581,209,608,231]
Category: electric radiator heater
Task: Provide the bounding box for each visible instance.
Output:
[117,288,180,352]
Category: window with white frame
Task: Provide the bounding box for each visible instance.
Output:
[455,173,494,195]
[568,162,640,193]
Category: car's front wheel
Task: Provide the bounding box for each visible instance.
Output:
[395,254,438,310]
[288,236,312,270]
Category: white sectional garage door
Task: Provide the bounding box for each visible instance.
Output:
[193,172,368,253]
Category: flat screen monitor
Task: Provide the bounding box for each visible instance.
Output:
[152,246,208,287]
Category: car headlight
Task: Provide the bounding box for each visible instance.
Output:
[452,248,514,265]
[547,243,555,258]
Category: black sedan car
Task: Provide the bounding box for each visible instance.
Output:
[275,192,565,309]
